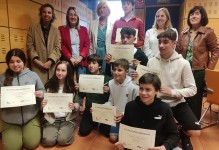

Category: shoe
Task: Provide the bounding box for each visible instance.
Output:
[180,129,193,150]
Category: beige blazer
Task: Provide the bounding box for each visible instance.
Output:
[27,23,61,84]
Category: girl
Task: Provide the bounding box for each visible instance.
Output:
[41,61,79,146]
[0,48,45,150]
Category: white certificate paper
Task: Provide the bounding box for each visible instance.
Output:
[0,85,36,108]
[135,64,163,84]
[79,74,104,94]
[119,123,156,150]
[92,103,116,127]
[43,93,73,113]
[115,28,138,43]
[109,44,134,63]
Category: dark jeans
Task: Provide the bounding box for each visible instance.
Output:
[186,70,205,120]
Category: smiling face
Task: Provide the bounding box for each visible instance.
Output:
[88,61,100,75]
[56,63,68,82]
[9,56,24,73]
[158,37,176,59]
[189,9,202,28]
[68,9,79,27]
[113,65,128,84]
[139,83,157,105]
[98,3,109,18]
[156,10,168,29]
[41,7,53,24]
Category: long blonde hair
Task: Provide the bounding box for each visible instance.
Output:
[152,7,173,29]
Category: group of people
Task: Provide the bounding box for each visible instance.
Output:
[0,0,218,150]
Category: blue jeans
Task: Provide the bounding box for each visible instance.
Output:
[76,66,87,82]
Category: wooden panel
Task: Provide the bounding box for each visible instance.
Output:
[9,28,27,56]
[8,0,40,29]
[0,63,7,74]
[0,0,8,26]
[53,10,62,28]
[208,19,219,38]
[32,0,62,11]
[0,27,10,62]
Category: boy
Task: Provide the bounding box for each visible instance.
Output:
[111,0,144,48]
[104,58,139,143]
[147,29,200,150]
[79,54,111,136]
[105,26,148,75]
[115,73,180,150]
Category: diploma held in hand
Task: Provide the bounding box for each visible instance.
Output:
[79,75,104,94]
[1,85,36,108]
[43,93,73,113]
[109,44,134,63]
[119,123,156,150]
[92,103,116,126]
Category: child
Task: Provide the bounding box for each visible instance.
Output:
[111,0,144,48]
[0,48,45,150]
[104,58,139,143]
[41,61,79,146]
[115,73,180,150]
[105,26,148,75]
[147,29,200,150]
[79,54,112,136]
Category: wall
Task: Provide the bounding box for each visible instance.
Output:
[0,0,94,74]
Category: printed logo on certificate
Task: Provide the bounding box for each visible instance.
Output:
[79,74,104,94]
[135,64,163,84]
[109,44,134,63]
[43,93,73,113]
[119,123,156,150]
[0,85,36,108]
[92,103,116,127]
[115,28,138,43]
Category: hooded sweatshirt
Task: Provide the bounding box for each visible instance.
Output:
[0,68,45,125]
[147,51,197,107]
[105,75,139,113]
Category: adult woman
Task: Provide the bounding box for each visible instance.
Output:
[89,0,113,74]
[59,7,90,81]
[143,7,178,59]
[0,48,45,150]
[41,61,79,146]
[176,6,219,120]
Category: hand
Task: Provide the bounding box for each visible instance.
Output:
[148,145,166,150]
[104,53,112,64]
[70,58,78,66]
[69,102,75,110]
[160,86,172,96]
[132,59,141,68]
[90,107,93,113]
[131,71,139,81]
[114,112,123,122]
[43,60,52,69]
[34,59,44,68]
[35,90,44,99]
[41,99,47,109]
[76,56,83,64]
[103,86,109,93]
[75,82,79,90]
[115,142,124,150]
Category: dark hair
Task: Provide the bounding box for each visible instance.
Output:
[39,3,56,23]
[187,6,208,28]
[139,73,161,91]
[87,54,103,67]
[120,26,136,36]
[121,0,135,6]
[45,61,76,94]
[157,29,177,41]
[4,48,26,86]
[66,7,80,29]
[114,59,129,70]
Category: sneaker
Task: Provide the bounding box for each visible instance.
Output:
[180,129,193,150]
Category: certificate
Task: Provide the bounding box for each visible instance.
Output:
[0,85,36,108]
[109,44,134,63]
[79,74,104,94]
[115,28,138,43]
[92,103,116,127]
[119,123,156,150]
[43,93,73,113]
[134,64,163,84]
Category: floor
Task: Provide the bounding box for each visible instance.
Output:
[0,102,219,150]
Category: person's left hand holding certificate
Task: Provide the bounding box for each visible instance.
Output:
[0,85,36,108]
[79,74,104,94]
